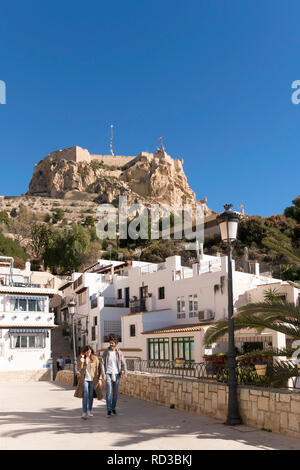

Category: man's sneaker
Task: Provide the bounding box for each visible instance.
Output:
[81,413,88,420]
[88,411,94,417]
[107,411,112,418]
[112,409,117,415]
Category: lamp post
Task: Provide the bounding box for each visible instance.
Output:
[216,204,242,426]
[68,299,78,386]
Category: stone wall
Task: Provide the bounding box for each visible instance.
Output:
[0,369,50,383]
[55,370,74,385]
[90,154,138,168]
[118,372,300,439]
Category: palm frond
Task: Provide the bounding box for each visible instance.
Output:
[204,301,300,346]
[262,238,300,264]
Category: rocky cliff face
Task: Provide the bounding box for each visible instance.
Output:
[28,146,212,214]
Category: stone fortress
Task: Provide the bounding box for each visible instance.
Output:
[44,144,184,170]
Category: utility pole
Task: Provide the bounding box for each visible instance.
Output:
[110,124,114,156]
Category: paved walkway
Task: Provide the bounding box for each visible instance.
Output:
[0,381,300,450]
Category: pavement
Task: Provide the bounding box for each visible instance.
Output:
[0,381,300,450]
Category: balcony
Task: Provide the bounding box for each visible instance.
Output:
[0,274,55,289]
[103,297,125,307]
[129,299,147,313]
[140,263,166,275]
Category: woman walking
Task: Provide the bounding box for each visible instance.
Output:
[74,346,103,419]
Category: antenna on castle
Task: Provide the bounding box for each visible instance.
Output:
[110,124,115,156]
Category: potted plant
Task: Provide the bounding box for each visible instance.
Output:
[254,362,268,376]
[204,355,213,362]
[211,353,227,363]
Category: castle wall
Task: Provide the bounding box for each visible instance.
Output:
[90,154,138,168]
[48,146,91,164]
[47,146,180,169]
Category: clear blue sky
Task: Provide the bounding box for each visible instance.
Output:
[0,0,299,216]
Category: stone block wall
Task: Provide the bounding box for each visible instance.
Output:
[55,370,74,385]
[118,372,300,439]
[0,369,50,383]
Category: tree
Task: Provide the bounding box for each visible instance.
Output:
[284,196,300,223]
[83,216,95,227]
[52,208,65,224]
[43,223,91,274]
[29,223,53,260]
[0,231,27,260]
[0,211,10,227]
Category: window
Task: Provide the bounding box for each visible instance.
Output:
[90,294,98,309]
[189,294,198,318]
[118,289,122,300]
[91,326,96,342]
[177,296,186,318]
[74,275,83,290]
[158,287,165,300]
[9,297,46,312]
[11,334,45,349]
[148,338,169,360]
[130,324,136,337]
[78,291,87,306]
[177,313,186,319]
[93,316,98,326]
[172,337,194,362]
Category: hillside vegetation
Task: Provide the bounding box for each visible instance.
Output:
[0,196,298,278]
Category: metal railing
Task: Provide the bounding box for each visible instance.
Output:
[125,359,300,389]
[126,359,222,380]
[140,263,166,275]
[129,299,147,313]
[103,297,125,307]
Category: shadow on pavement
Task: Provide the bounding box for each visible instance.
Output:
[0,382,299,450]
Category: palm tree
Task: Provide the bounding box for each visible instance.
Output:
[204,237,300,346]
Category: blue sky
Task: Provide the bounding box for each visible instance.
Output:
[0,0,299,216]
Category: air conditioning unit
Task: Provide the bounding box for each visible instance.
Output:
[198,310,215,322]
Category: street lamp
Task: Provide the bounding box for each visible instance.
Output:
[216,204,242,426]
[68,299,78,386]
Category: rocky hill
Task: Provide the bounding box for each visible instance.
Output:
[27,145,212,216]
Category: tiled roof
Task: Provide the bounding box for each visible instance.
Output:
[142,323,213,335]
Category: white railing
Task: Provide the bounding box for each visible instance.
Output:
[197,260,222,274]
[173,268,193,280]
[140,263,166,275]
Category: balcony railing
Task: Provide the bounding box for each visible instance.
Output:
[129,299,147,313]
[140,263,166,275]
[103,297,125,307]
[0,274,55,289]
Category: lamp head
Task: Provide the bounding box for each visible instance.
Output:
[216,204,241,243]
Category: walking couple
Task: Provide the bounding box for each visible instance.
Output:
[74,336,127,419]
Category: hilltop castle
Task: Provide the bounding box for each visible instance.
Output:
[44,145,184,170]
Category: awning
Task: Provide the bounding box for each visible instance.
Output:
[9,328,48,334]
[8,296,47,300]
[217,334,273,343]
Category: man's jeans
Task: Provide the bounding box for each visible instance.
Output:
[106,373,120,411]
[83,380,94,413]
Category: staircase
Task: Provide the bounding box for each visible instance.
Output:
[51,325,73,377]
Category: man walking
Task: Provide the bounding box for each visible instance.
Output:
[101,336,127,417]
[57,355,64,372]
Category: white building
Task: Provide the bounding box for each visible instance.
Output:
[0,257,60,381]
[60,254,299,364]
